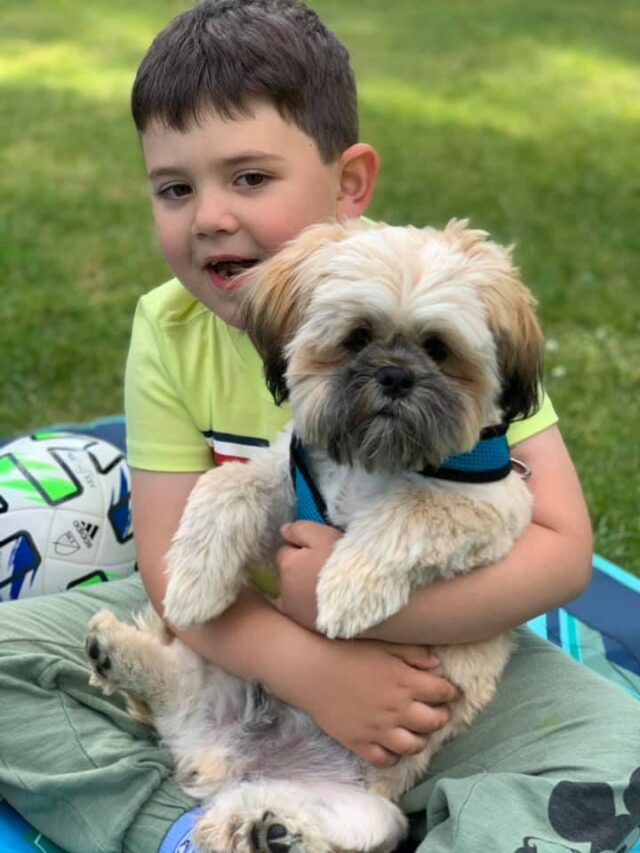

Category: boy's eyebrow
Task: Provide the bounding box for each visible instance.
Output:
[222,152,286,167]
[148,152,286,180]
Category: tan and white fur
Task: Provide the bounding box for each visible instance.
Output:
[86,219,543,853]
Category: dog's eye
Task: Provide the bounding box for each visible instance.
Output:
[342,327,372,352]
[422,336,449,362]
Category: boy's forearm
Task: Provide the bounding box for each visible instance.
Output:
[175,587,321,692]
[140,551,321,697]
[360,520,593,646]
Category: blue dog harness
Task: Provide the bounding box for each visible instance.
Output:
[290,423,513,527]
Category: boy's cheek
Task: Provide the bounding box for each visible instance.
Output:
[154,225,183,272]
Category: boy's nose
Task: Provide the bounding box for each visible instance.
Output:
[192,194,240,237]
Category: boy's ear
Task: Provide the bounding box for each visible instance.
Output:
[335,143,380,219]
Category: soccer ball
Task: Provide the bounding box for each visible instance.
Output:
[0,432,136,601]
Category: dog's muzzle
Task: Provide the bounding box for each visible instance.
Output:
[375,366,415,399]
[324,364,468,472]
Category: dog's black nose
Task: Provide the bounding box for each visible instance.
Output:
[375,365,415,397]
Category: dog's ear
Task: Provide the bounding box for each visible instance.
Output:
[480,247,544,422]
[240,220,355,404]
[492,290,544,423]
[444,221,544,422]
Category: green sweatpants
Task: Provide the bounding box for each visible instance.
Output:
[0,575,639,853]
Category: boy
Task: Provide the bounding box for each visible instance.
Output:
[0,2,638,852]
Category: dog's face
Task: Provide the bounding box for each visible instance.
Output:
[240,219,544,473]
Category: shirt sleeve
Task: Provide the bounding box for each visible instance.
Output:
[124,297,213,472]
[506,390,558,448]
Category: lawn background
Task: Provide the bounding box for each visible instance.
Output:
[1,1,638,573]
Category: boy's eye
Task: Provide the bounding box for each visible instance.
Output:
[237,172,268,188]
[157,183,191,200]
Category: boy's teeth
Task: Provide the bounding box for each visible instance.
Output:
[214,260,256,278]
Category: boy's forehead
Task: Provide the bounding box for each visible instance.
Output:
[141,101,327,170]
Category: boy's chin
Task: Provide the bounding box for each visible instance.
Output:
[182,279,246,328]
[211,299,245,328]
[205,266,251,294]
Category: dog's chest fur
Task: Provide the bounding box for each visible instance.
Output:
[312,457,382,529]
[302,445,532,563]
[306,448,449,529]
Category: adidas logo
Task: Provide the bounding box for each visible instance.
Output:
[72,519,99,549]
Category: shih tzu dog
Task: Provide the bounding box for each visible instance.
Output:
[86,219,543,853]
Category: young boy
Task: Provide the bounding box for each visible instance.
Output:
[0,2,638,852]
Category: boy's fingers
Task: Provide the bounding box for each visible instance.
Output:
[407,701,451,734]
[355,714,453,766]
[414,675,462,705]
[385,727,430,757]
[280,520,341,548]
[389,644,441,669]
[358,743,400,768]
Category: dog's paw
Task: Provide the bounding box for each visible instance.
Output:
[250,811,307,853]
[85,610,125,694]
[315,603,364,639]
[162,571,232,629]
[316,559,411,639]
[196,809,308,853]
[315,580,373,639]
[195,801,327,853]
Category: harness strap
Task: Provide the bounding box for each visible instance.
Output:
[290,436,334,526]
[418,423,512,483]
[290,424,513,526]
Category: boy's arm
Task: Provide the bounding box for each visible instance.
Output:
[276,425,593,645]
[131,468,460,766]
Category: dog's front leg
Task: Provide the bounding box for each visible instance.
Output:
[314,492,436,639]
[316,484,518,638]
[163,447,293,629]
[315,529,419,640]
[315,486,494,639]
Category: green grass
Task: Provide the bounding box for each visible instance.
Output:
[1,1,638,572]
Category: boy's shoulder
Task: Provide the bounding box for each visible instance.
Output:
[132,279,260,377]
[138,278,210,329]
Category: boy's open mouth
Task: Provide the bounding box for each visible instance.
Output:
[209,259,259,280]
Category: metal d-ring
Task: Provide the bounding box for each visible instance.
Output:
[511,457,532,480]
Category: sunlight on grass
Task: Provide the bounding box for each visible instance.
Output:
[361,43,640,139]
[3,24,637,134]
[1,41,135,99]
[0,0,172,98]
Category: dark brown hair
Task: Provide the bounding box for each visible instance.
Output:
[131,0,359,163]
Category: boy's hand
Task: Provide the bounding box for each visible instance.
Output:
[286,635,461,767]
[275,521,341,631]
